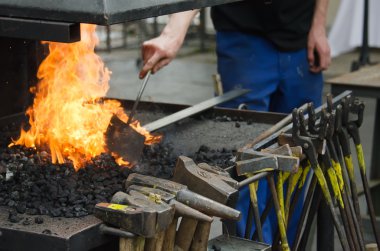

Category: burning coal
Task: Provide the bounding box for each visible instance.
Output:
[10,24,161,170]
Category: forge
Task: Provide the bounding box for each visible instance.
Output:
[0,101,285,251]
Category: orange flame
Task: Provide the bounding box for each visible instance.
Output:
[10,24,161,170]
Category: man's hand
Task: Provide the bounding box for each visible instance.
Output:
[139,33,183,79]
[308,0,331,73]
[307,23,331,73]
[139,10,199,79]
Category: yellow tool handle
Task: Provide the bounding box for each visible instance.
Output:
[277,172,285,227]
[327,167,344,209]
[332,159,345,192]
[344,155,355,181]
[356,144,366,175]
[299,162,311,189]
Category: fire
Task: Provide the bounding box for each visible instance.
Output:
[10,24,161,170]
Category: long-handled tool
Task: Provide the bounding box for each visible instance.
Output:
[106,88,250,165]
[344,98,380,247]
[291,109,350,251]
[106,71,152,165]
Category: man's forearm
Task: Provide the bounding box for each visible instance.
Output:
[161,10,200,46]
[312,0,329,27]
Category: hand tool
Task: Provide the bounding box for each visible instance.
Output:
[94,202,157,238]
[344,97,380,247]
[106,71,152,165]
[236,149,300,248]
[126,184,212,251]
[320,110,360,251]
[125,173,241,221]
[333,104,364,246]
[111,191,175,251]
[106,88,250,166]
[263,144,304,225]
[324,105,364,251]
[95,202,157,251]
[173,156,242,250]
[197,162,239,189]
[172,156,239,205]
[290,108,350,251]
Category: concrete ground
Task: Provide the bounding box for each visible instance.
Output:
[97,29,380,250]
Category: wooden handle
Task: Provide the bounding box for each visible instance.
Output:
[162,217,179,251]
[190,221,212,251]
[175,218,198,251]
[120,237,145,251]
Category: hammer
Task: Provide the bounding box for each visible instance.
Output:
[236,148,299,250]
[94,203,156,251]
[111,191,175,251]
[126,185,213,251]
[125,173,241,221]
[172,156,240,251]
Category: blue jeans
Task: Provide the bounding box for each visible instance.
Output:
[216,31,323,247]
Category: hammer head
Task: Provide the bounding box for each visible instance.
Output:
[126,185,213,222]
[237,149,299,173]
[125,173,187,195]
[197,162,239,189]
[172,156,239,205]
[111,191,175,231]
[94,202,156,237]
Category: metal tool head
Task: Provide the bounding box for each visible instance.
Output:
[105,71,151,166]
[125,173,187,195]
[235,156,278,176]
[291,109,319,167]
[298,109,311,137]
[126,173,240,220]
[307,103,319,135]
[261,144,292,156]
[197,162,239,189]
[126,185,176,203]
[237,149,299,173]
[94,202,156,237]
[111,191,175,231]
[105,115,146,166]
[172,156,239,205]
[278,133,326,156]
[326,93,334,113]
[126,185,213,222]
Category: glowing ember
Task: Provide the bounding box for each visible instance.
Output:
[10,24,161,170]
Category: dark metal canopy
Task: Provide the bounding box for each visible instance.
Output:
[0,0,242,25]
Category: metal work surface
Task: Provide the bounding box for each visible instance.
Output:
[0,207,113,251]
[0,0,242,25]
[0,100,283,251]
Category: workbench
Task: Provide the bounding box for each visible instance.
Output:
[327,63,380,181]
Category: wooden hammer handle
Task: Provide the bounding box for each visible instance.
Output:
[190,221,212,251]
[175,218,198,251]
[120,236,145,251]
[162,217,179,251]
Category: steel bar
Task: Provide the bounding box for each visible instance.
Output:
[143,89,250,132]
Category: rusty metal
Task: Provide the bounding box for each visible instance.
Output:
[94,203,156,238]
[125,173,241,220]
[172,156,239,205]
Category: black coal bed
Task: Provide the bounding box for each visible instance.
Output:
[0,100,285,251]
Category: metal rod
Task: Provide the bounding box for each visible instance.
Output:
[126,70,151,126]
